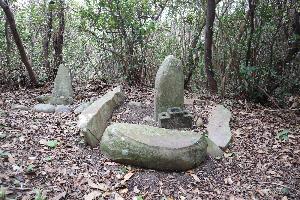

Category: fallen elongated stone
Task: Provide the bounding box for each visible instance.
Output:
[11,104,30,111]
[154,55,184,120]
[78,86,125,147]
[207,105,232,148]
[100,123,207,171]
[50,65,74,105]
[33,104,55,113]
[55,105,71,113]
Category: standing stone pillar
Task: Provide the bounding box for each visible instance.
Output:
[50,64,74,105]
[154,55,184,120]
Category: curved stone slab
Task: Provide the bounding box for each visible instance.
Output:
[78,86,124,147]
[100,123,207,171]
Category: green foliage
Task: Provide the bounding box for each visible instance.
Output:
[44,156,52,161]
[47,140,59,148]
[276,129,289,142]
[26,164,35,174]
[0,0,299,106]
[80,0,164,83]
[0,133,6,139]
[0,187,6,200]
[0,150,10,159]
[134,196,143,200]
[34,189,46,200]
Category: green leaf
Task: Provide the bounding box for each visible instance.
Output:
[0,187,6,199]
[0,150,10,158]
[0,132,7,139]
[276,129,289,141]
[45,156,52,161]
[34,189,46,200]
[134,196,143,200]
[47,140,59,148]
[281,187,290,195]
[26,164,35,174]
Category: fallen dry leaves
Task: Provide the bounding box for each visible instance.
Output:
[0,84,299,199]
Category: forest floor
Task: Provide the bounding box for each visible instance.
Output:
[0,82,299,200]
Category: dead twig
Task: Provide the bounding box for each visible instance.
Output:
[259,182,300,194]
[257,85,281,109]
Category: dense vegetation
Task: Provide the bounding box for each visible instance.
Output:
[0,0,299,106]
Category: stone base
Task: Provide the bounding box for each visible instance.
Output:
[158,107,193,129]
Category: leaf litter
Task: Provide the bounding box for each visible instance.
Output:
[0,84,299,199]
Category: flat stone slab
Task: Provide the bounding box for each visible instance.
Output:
[207,105,232,148]
[78,86,125,147]
[100,123,207,171]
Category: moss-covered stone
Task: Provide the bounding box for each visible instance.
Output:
[100,123,207,171]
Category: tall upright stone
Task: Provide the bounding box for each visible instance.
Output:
[154,55,184,120]
[50,64,74,105]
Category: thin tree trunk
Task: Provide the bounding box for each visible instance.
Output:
[43,0,53,78]
[184,0,222,89]
[204,0,218,94]
[0,0,38,86]
[276,9,300,72]
[53,0,65,78]
[184,32,200,89]
[245,0,256,67]
[4,16,11,68]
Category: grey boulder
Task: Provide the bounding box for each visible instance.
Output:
[100,123,207,171]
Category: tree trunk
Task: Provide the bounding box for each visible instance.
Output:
[4,15,11,69]
[276,9,300,72]
[184,32,200,89]
[245,0,256,67]
[43,0,53,78]
[0,0,38,86]
[52,0,65,78]
[204,0,218,94]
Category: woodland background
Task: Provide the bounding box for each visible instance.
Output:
[0,0,299,106]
